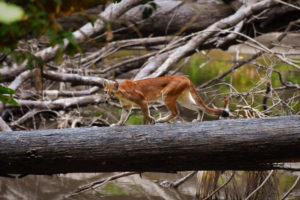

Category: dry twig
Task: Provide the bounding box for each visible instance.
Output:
[66,172,138,198]
[244,170,274,200]
[280,175,300,200]
[202,172,235,200]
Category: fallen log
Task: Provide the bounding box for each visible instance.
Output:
[0,115,299,174]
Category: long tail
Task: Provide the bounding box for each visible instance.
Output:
[189,81,224,116]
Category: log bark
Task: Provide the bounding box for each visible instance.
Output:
[0,115,299,175]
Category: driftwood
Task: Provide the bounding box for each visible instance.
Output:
[0,115,299,175]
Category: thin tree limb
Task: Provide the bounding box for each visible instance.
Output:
[0,61,28,82]
[148,0,278,78]
[203,172,235,200]
[0,0,143,82]
[10,109,59,127]
[0,117,12,131]
[43,70,109,86]
[66,172,138,198]
[244,170,274,200]
[36,0,144,61]
[8,70,33,91]
[7,94,105,110]
[199,17,300,89]
[81,36,173,69]
[280,175,300,200]
[172,171,197,188]
[43,87,99,98]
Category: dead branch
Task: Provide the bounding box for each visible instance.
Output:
[9,70,33,91]
[216,20,244,47]
[7,94,105,110]
[199,17,300,89]
[81,36,174,69]
[43,86,99,98]
[37,0,143,61]
[146,0,278,78]
[10,109,58,128]
[0,116,299,174]
[0,117,12,131]
[66,172,138,198]
[244,170,274,200]
[134,51,175,80]
[203,172,235,200]
[43,70,108,87]
[103,52,157,78]
[0,0,142,83]
[0,62,28,83]
[172,171,197,188]
[280,175,300,200]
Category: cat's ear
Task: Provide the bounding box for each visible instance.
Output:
[114,82,119,90]
[103,80,109,88]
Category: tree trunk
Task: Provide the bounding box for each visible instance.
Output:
[0,115,299,175]
[59,0,300,41]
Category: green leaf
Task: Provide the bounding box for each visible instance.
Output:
[2,47,11,55]
[0,85,19,106]
[0,2,24,24]
[0,85,15,94]
[0,94,19,106]
[27,54,44,69]
[28,55,34,70]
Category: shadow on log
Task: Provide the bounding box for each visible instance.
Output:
[0,116,299,175]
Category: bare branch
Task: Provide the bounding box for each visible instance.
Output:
[9,70,33,91]
[43,87,99,98]
[36,0,143,61]
[203,172,235,200]
[134,51,175,80]
[199,52,263,89]
[0,117,12,131]
[43,70,108,87]
[66,172,138,198]
[0,0,143,82]
[199,17,300,89]
[147,0,278,78]
[7,95,105,110]
[244,170,274,200]
[274,0,300,10]
[81,36,174,69]
[102,52,157,78]
[280,175,300,200]
[0,61,28,82]
[10,109,58,127]
[172,171,197,188]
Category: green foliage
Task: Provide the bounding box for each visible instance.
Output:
[0,85,19,106]
[1,2,47,49]
[28,54,44,70]
[46,29,82,62]
[126,112,144,125]
[0,1,24,24]
[0,1,81,66]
